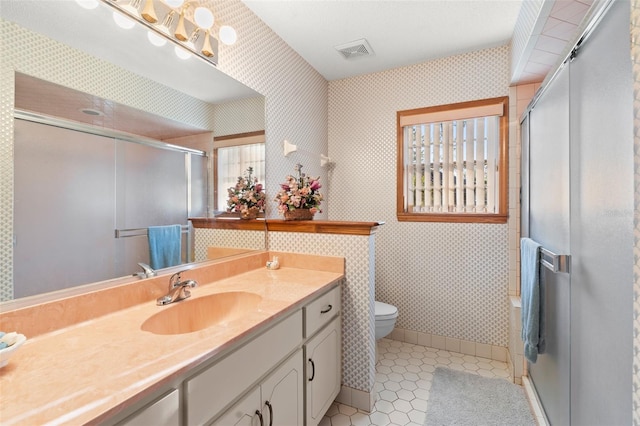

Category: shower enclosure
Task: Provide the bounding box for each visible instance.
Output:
[521,1,633,423]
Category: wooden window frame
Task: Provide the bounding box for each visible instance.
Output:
[396,97,509,224]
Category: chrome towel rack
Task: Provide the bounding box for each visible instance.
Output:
[114,223,193,263]
[540,247,570,274]
[114,224,191,239]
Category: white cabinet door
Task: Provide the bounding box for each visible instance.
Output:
[211,387,262,426]
[187,311,302,425]
[261,350,304,426]
[305,317,341,426]
[212,350,304,426]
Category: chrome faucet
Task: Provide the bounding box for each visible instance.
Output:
[135,262,156,279]
[156,270,198,306]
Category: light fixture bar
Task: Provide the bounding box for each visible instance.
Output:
[101,0,219,65]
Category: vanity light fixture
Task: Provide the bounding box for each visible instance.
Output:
[99,0,237,66]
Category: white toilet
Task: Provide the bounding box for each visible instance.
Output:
[374,301,398,340]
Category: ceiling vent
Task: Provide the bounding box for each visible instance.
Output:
[334,38,374,59]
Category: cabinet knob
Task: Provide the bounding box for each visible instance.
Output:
[320,304,332,314]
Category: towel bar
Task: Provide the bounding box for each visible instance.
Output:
[540,247,570,273]
[114,225,190,238]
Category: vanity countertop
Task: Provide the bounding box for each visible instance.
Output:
[0,254,344,425]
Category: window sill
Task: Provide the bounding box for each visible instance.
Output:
[397,212,508,224]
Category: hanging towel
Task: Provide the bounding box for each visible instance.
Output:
[148,225,182,270]
[520,237,545,363]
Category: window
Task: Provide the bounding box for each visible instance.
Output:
[214,131,265,212]
[396,97,508,223]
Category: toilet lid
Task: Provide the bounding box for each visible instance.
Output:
[375,301,398,320]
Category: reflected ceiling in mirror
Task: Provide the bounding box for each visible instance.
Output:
[1,0,256,104]
[15,73,211,140]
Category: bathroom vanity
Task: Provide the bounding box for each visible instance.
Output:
[0,251,344,425]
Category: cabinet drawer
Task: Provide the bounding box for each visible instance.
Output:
[304,286,340,338]
[186,310,302,426]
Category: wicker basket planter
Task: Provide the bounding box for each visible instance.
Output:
[283,208,314,221]
[239,206,260,220]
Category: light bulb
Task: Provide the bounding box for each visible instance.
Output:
[165,0,184,8]
[174,45,191,60]
[75,0,99,9]
[112,12,135,29]
[147,31,167,46]
[194,7,214,29]
[219,25,237,45]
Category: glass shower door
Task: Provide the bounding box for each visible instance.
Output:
[525,62,571,426]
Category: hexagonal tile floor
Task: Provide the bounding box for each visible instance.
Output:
[320,338,514,426]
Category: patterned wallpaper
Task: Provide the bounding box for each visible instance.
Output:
[327,45,512,347]
[268,232,376,396]
[213,95,265,137]
[194,229,266,262]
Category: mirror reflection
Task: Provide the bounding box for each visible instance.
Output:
[2,1,266,302]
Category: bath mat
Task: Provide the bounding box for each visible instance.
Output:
[424,367,535,426]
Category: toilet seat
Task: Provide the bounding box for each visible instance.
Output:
[375,301,398,320]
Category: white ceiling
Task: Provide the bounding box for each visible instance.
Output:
[242,0,525,81]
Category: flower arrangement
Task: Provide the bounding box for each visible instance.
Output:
[274,163,322,217]
[227,167,265,219]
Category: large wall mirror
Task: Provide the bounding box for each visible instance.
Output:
[1,1,266,304]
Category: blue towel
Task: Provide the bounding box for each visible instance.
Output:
[148,225,182,270]
[520,237,545,363]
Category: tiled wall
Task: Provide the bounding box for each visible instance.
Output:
[507,82,541,383]
[327,46,512,350]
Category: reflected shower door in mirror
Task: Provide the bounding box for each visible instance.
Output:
[14,117,206,299]
[1,1,266,303]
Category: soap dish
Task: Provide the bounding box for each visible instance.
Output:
[0,334,26,368]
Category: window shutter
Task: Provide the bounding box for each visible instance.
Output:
[403,116,500,214]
